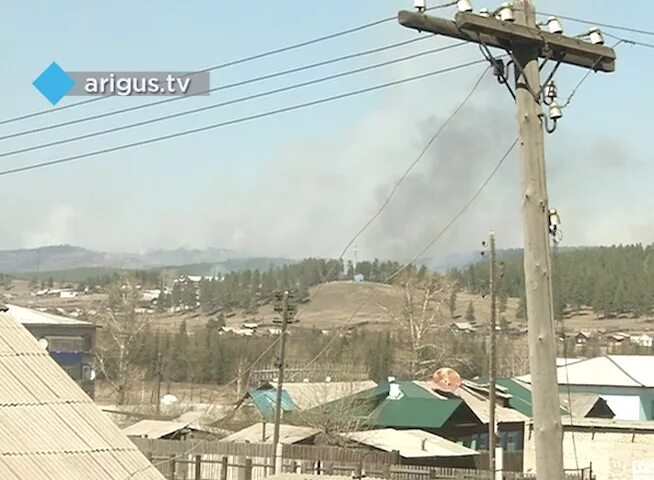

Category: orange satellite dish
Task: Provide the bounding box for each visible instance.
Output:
[432,367,462,393]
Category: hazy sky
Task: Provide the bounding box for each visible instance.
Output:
[1,1,652,260]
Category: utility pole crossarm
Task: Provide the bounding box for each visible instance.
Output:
[397,10,617,72]
[398,11,511,49]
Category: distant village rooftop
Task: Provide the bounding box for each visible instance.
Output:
[3,303,92,326]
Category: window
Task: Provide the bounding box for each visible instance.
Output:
[499,431,524,452]
[46,336,85,353]
[462,433,489,451]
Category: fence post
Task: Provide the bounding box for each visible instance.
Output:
[169,457,176,480]
[195,455,202,480]
[244,458,253,480]
[220,456,228,480]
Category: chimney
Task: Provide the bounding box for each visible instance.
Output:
[388,382,403,400]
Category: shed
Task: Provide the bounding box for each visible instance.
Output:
[222,423,319,445]
[343,428,479,468]
[122,420,199,440]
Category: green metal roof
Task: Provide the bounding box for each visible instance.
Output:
[248,388,298,420]
[369,396,464,428]
[315,381,472,429]
[496,379,569,418]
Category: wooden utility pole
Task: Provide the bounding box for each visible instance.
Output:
[488,232,498,476]
[397,3,616,479]
[272,290,295,473]
[154,352,162,416]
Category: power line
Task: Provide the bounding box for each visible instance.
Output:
[289,137,519,380]
[561,40,622,109]
[0,36,442,142]
[335,67,490,269]
[604,31,654,49]
[0,59,487,178]
[0,43,468,159]
[2,2,457,128]
[537,12,654,37]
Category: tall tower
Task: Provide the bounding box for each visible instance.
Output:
[353,244,358,271]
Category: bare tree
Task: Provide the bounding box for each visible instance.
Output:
[96,277,151,405]
[379,278,473,378]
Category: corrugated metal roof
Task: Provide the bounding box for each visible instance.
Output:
[344,429,479,458]
[222,422,319,444]
[268,381,377,410]
[4,304,92,326]
[248,388,298,420]
[414,381,528,424]
[558,393,613,418]
[0,310,164,480]
[364,382,472,429]
[122,420,190,439]
[518,355,654,388]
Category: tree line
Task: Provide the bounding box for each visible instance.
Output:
[157,258,407,314]
[451,243,654,319]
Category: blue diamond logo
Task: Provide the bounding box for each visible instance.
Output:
[33,62,76,105]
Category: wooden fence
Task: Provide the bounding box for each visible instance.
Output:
[132,439,592,480]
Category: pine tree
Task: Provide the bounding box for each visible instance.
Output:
[449,290,458,318]
[465,301,475,323]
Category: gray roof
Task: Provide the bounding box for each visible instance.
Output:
[0,308,163,479]
[558,393,613,418]
[344,429,479,458]
[5,304,93,327]
[414,381,528,424]
[123,420,192,439]
[519,355,654,388]
[269,381,377,410]
[221,423,319,444]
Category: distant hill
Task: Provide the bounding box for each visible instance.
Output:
[0,244,249,274]
[138,247,247,267]
[171,258,297,276]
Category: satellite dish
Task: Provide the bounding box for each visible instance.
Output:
[38,338,49,350]
[432,367,462,393]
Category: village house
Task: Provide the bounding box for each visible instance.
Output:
[450,322,476,334]
[517,355,654,421]
[308,379,528,472]
[5,303,97,398]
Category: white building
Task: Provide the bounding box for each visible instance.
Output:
[518,355,654,421]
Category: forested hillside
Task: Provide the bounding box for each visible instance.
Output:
[451,243,654,318]
[159,258,411,313]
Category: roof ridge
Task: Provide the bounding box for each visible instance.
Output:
[604,355,645,387]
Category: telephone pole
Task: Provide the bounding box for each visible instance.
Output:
[272,290,296,474]
[488,232,498,477]
[398,3,616,479]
